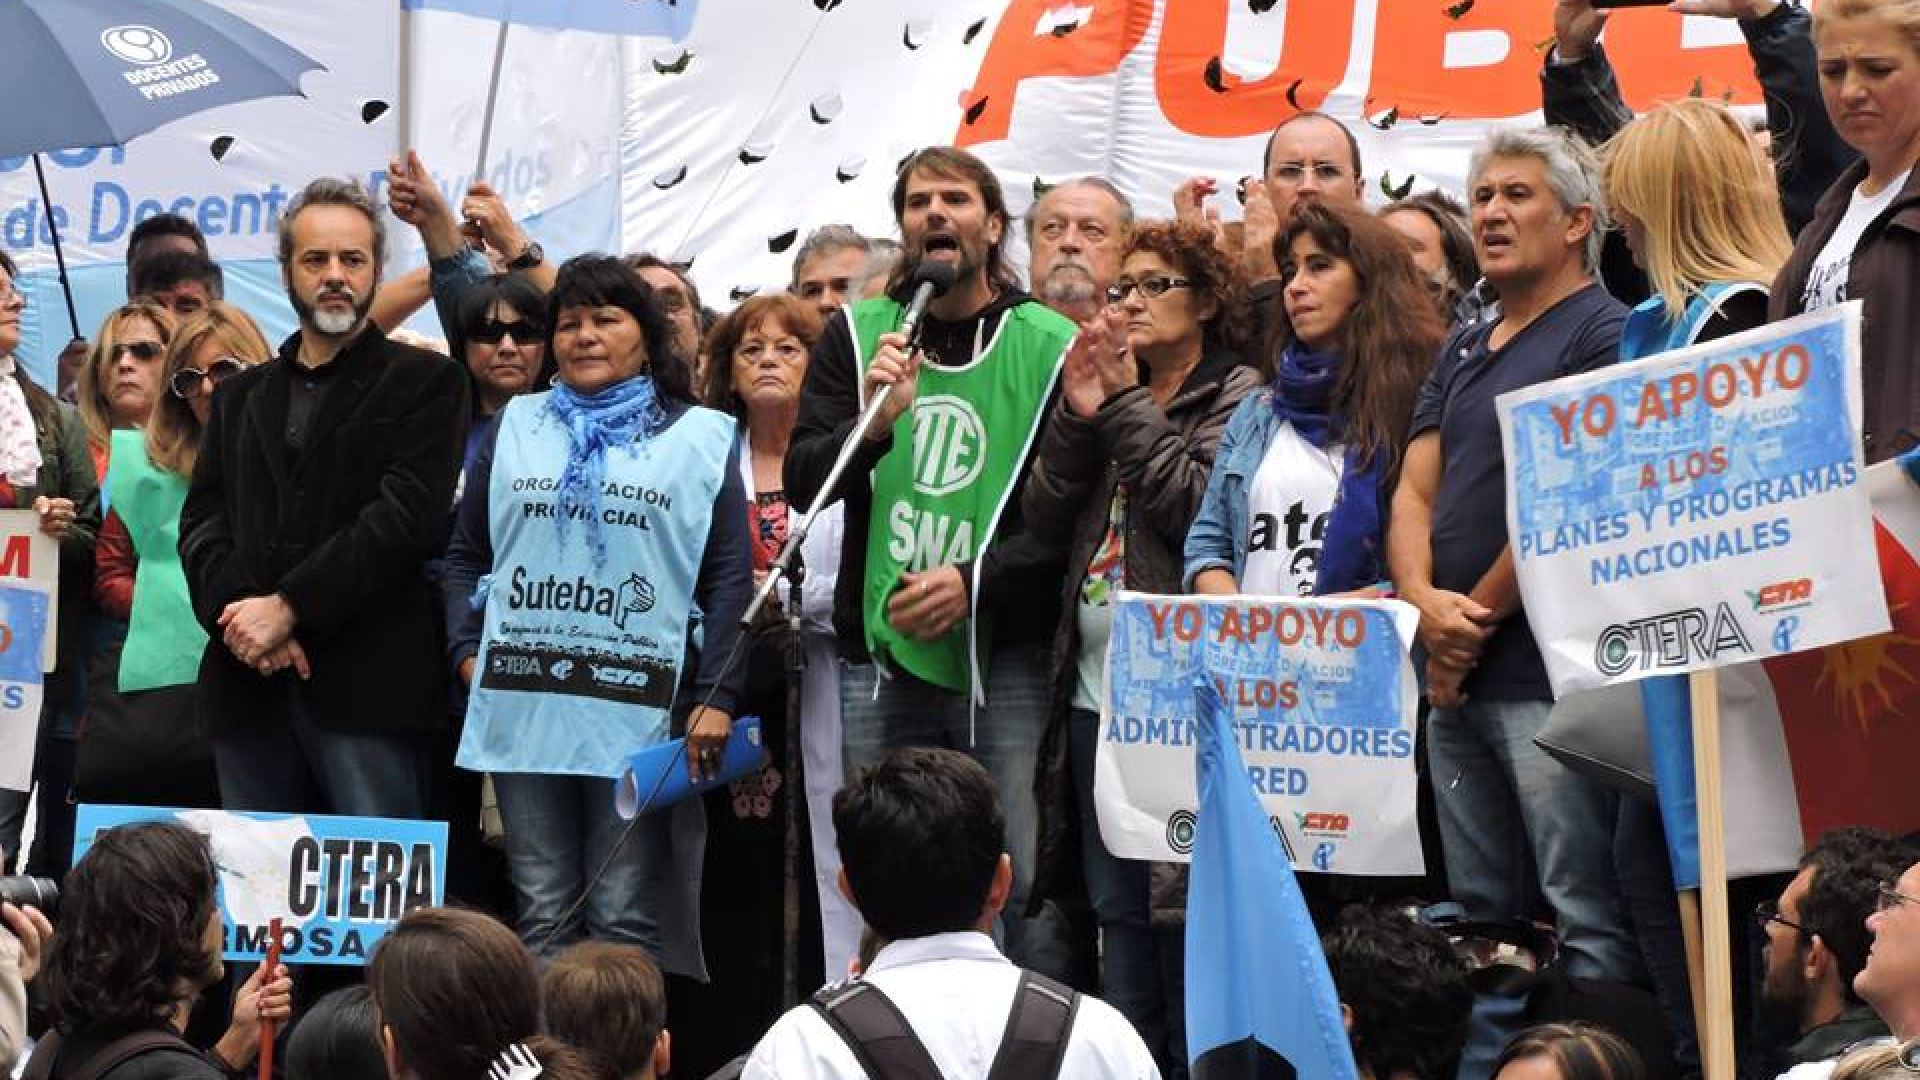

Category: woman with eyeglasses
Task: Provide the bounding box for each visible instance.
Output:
[0,252,105,878]
[1023,219,1261,1078]
[84,303,271,809]
[76,301,176,477]
[452,277,552,467]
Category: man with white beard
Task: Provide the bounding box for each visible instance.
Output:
[180,176,469,819]
[1026,178,1131,325]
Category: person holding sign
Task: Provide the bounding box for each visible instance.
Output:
[1022,218,1260,1075]
[1770,0,1920,464]
[1185,201,1444,601]
[444,255,750,964]
[1387,130,1640,988]
[0,251,103,878]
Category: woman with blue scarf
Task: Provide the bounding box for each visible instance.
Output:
[1185,202,1444,599]
[443,256,750,969]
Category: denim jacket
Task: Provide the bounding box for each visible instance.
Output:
[1182,387,1389,590]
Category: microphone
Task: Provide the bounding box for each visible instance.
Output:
[895,260,958,347]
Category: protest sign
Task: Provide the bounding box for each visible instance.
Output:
[1096,590,1421,875]
[0,509,59,672]
[0,583,49,792]
[1497,303,1883,697]
[74,805,448,966]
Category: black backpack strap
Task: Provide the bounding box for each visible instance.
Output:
[808,980,946,1080]
[24,1030,199,1080]
[986,970,1080,1080]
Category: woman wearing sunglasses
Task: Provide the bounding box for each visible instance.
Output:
[85,303,271,809]
[451,276,552,479]
[1024,219,1262,1078]
[75,301,176,478]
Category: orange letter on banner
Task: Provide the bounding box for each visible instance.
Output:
[954,0,1151,147]
[1604,8,1760,109]
[1370,0,1551,119]
[1156,0,1357,138]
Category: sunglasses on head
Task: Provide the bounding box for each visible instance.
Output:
[168,357,247,399]
[111,341,165,361]
[469,318,543,346]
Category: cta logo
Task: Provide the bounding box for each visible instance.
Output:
[101,25,173,65]
[1595,602,1752,677]
[1295,811,1350,838]
[910,395,986,496]
[1748,577,1814,615]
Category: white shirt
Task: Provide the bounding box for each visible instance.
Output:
[1801,169,1912,312]
[741,932,1162,1080]
[1240,423,1342,597]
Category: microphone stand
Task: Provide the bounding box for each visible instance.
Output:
[745,324,921,1009]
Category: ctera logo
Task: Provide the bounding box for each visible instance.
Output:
[1747,577,1814,615]
[1595,602,1753,677]
[101,25,174,65]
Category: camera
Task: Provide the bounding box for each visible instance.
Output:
[0,875,57,915]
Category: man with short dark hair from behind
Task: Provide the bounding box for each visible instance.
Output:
[543,942,671,1080]
[791,226,873,320]
[741,747,1158,1079]
[1323,905,1474,1080]
[1765,829,1914,1080]
[130,250,225,322]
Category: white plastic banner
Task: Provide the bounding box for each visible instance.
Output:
[1499,303,1886,697]
[1096,590,1422,875]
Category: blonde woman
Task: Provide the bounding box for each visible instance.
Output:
[84,304,270,808]
[1603,97,1794,360]
[75,301,175,479]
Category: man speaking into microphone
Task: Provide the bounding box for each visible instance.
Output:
[786,146,1076,965]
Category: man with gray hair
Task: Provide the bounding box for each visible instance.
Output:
[181,176,469,818]
[1387,129,1635,984]
[1026,177,1131,325]
[791,225,874,319]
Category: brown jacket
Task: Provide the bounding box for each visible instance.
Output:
[1772,161,1920,464]
[1021,348,1260,920]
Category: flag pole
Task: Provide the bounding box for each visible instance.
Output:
[1689,668,1735,1080]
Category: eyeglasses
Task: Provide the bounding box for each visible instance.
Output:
[1271,162,1352,185]
[168,357,247,399]
[1880,882,1920,913]
[1106,276,1192,304]
[111,341,165,362]
[0,285,24,310]
[1754,901,1808,935]
[469,319,543,346]
[734,340,806,364]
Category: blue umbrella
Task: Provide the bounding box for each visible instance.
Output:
[0,0,324,338]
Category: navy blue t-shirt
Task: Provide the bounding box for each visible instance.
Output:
[1410,283,1626,701]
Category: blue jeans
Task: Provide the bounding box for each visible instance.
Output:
[840,649,1048,962]
[490,771,671,959]
[1427,698,1637,980]
[1070,707,1185,1074]
[213,688,428,819]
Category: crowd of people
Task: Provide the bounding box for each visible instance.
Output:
[2,0,1920,1075]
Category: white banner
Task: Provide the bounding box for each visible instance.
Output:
[1097,591,1421,875]
[0,508,60,672]
[0,582,50,793]
[1498,303,1886,697]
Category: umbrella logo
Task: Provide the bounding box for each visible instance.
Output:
[101,26,175,66]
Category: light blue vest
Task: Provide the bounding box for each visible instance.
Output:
[458,392,734,778]
[1619,281,1766,362]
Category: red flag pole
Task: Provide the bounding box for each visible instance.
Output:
[257,917,283,1080]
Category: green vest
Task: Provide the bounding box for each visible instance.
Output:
[855,297,1072,693]
[107,429,207,691]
